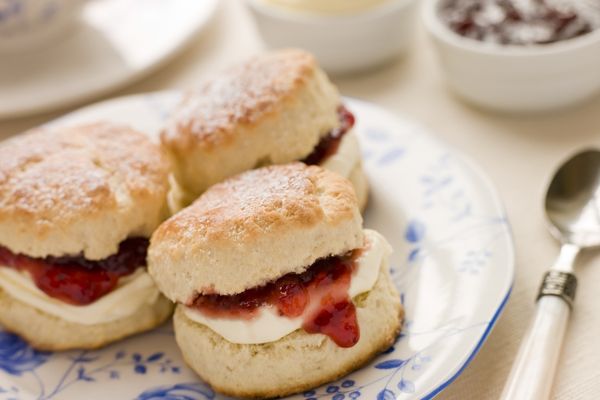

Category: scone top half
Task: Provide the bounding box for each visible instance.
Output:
[161,49,363,206]
[0,123,173,349]
[149,163,363,302]
[0,123,169,259]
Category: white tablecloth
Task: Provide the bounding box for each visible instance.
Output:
[2,1,600,398]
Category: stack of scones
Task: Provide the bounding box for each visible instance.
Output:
[0,50,403,398]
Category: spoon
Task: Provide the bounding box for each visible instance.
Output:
[501,149,600,400]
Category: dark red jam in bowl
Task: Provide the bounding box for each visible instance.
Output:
[302,105,356,166]
[192,251,361,348]
[0,238,148,306]
[440,0,598,45]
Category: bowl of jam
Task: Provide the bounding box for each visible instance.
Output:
[423,0,600,112]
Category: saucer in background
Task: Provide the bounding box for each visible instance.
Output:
[0,0,218,119]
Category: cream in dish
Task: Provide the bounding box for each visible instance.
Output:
[262,0,390,14]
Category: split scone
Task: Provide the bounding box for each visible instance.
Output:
[148,163,403,398]
[160,49,368,210]
[0,122,174,350]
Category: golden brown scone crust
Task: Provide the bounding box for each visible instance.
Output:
[148,163,363,303]
[0,287,174,351]
[160,49,341,201]
[174,264,403,399]
[0,122,170,260]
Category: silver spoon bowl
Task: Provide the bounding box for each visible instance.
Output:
[546,149,600,248]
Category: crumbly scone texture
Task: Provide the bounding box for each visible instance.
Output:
[173,263,403,399]
[0,122,171,260]
[0,288,174,351]
[160,48,341,200]
[148,163,363,302]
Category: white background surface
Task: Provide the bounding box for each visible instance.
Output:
[1,1,600,398]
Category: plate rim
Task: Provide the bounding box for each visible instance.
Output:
[347,97,515,399]
[422,288,512,399]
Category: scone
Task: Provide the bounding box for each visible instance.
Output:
[0,122,174,350]
[160,49,368,210]
[148,163,402,398]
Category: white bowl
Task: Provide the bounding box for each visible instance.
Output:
[246,0,418,75]
[422,0,600,113]
[0,0,87,53]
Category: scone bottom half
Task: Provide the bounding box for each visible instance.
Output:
[148,164,403,398]
[0,122,173,350]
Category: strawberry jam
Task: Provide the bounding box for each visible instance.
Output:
[440,0,597,45]
[191,251,361,348]
[0,238,148,306]
[302,105,355,166]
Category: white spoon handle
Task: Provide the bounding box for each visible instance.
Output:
[500,295,570,400]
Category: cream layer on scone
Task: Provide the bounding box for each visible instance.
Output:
[320,129,361,179]
[0,268,160,325]
[183,229,390,344]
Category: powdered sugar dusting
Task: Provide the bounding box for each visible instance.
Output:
[0,123,169,228]
[193,163,322,228]
[155,163,346,248]
[161,49,316,148]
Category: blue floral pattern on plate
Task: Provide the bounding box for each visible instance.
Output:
[0,332,50,377]
[136,382,215,400]
[1,94,514,399]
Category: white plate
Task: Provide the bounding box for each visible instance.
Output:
[0,0,218,119]
[0,93,514,399]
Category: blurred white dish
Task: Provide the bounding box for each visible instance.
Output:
[247,0,417,75]
[0,0,87,52]
[259,0,389,14]
[0,0,218,119]
[422,0,600,113]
